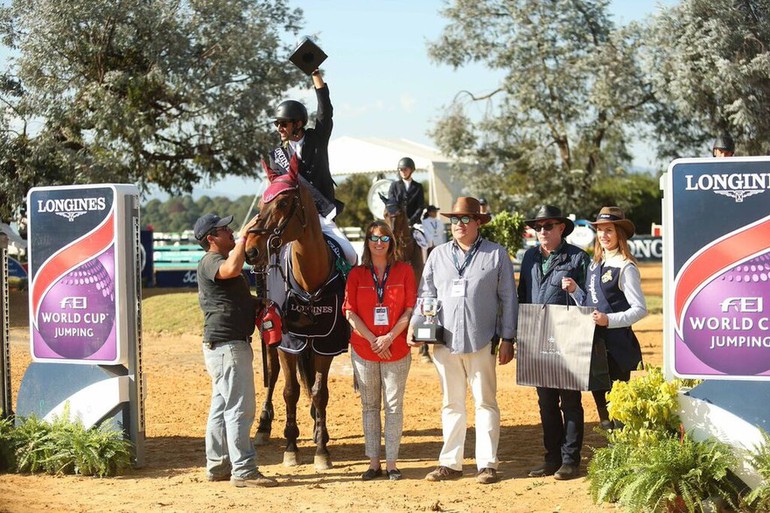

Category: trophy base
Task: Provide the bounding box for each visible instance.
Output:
[413,324,444,344]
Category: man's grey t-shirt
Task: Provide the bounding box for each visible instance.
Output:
[197,251,257,343]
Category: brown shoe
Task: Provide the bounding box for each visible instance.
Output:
[425,466,463,481]
[528,462,560,478]
[476,467,498,484]
[231,471,279,488]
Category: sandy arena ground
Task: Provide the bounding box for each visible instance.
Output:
[0,265,664,513]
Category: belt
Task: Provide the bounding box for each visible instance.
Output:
[203,338,251,350]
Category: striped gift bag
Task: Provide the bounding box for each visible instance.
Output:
[516,304,610,391]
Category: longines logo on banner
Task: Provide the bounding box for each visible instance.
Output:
[37,197,107,221]
[685,172,770,202]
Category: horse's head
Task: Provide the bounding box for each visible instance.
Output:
[379,192,406,227]
[244,157,308,268]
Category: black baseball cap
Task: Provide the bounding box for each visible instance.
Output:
[194,214,233,240]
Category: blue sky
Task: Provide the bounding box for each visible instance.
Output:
[186,0,680,199]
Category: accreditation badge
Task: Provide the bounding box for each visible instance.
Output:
[374,306,389,326]
[451,278,466,297]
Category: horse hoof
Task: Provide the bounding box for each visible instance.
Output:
[283,452,299,467]
[254,432,270,446]
[314,454,332,471]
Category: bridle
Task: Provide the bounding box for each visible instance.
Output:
[248,189,308,254]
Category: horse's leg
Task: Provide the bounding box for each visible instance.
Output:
[255,344,280,445]
[310,353,334,470]
[279,350,301,466]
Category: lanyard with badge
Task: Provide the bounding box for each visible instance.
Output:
[451,237,482,297]
[370,265,391,326]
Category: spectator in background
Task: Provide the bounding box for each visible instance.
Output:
[478,198,491,217]
[712,133,735,157]
[387,157,426,227]
[421,205,447,256]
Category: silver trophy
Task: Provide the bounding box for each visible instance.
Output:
[414,296,443,343]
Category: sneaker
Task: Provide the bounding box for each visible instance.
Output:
[206,473,230,482]
[476,467,498,484]
[231,471,279,488]
[554,463,579,481]
[527,462,560,478]
[425,466,463,481]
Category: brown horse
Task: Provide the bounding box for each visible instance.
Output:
[244,157,349,470]
[380,193,425,284]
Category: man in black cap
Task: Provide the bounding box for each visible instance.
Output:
[194,213,278,488]
[517,205,590,481]
[712,133,735,157]
[387,157,426,227]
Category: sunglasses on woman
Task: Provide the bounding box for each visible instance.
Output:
[450,216,475,225]
[368,234,391,243]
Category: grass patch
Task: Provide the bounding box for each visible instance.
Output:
[141,290,202,336]
[647,295,662,315]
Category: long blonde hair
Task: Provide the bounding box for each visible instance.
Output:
[593,224,637,265]
[361,220,398,267]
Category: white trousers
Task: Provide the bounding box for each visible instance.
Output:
[319,215,358,266]
[432,344,500,471]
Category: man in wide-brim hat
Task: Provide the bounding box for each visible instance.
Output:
[518,204,591,481]
[410,195,516,485]
[440,196,492,225]
[524,205,575,237]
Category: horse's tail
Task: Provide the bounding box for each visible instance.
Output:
[297,343,316,398]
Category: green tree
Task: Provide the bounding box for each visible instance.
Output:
[0,0,305,222]
[428,0,656,218]
[336,174,376,231]
[648,0,770,157]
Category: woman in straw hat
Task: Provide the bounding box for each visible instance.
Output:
[562,206,647,430]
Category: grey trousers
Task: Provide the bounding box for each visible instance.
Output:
[351,350,411,462]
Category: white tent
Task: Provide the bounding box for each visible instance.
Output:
[0,222,26,256]
[328,136,467,214]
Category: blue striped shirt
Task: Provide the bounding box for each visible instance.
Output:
[412,237,517,354]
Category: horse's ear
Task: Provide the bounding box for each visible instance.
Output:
[262,159,280,183]
[378,192,388,203]
[288,154,300,182]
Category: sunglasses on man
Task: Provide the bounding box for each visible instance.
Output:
[273,120,293,128]
[533,222,560,232]
[450,216,476,225]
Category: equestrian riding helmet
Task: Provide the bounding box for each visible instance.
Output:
[274,100,308,125]
[397,157,415,170]
[712,133,735,154]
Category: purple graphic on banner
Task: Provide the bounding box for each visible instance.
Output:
[680,253,770,375]
[34,247,117,360]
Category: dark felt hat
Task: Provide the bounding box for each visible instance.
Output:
[525,205,574,237]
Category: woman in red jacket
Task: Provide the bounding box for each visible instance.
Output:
[343,220,417,481]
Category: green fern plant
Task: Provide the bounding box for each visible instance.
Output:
[0,413,16,472]
[744,429,770,511]
[11,411,132,477]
